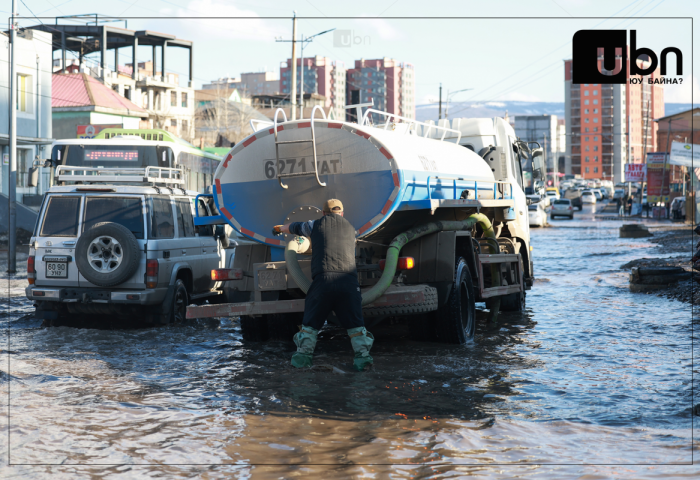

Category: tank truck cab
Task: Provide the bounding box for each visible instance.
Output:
[187,105,539,345]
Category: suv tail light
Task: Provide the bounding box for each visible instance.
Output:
[146,259,159,288]
[27,256,35,285]
[379,257,415,271]
[211,268,243,281]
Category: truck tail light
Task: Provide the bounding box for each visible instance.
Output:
[146,259,159,288]
[211,268,243,281]
[379,257,415,271]
[27,256,35,285]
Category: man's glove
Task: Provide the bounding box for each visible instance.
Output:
[272,225,283,236]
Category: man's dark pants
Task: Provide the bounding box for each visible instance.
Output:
[302,272,364,330]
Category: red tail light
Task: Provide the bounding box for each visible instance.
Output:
[27,256,35,285]
[146,259,159,288]
[379,257,415,271]
[211,268,243,281]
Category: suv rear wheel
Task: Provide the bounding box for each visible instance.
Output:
[76,222,140,287]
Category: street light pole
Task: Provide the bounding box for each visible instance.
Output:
[275,23,335,122]
[290,12,297,120]
[438,83,442,120]
[8,0,18,273]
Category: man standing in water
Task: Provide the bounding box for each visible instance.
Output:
[273,199,374,371]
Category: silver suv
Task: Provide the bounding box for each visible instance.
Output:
[25,167,229,326]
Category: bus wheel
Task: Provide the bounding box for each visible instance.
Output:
[435,258,476,344]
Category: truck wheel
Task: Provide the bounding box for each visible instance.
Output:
[501,265,526,312]
[240,315,270,341]
[267,312,303,340]
[435,258,476,344]
[75,222,140,287]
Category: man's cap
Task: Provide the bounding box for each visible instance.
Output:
[323,199,344,213]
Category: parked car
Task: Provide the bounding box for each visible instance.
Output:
[551,198,575,219]
[591,189,603,201]
[613,189,625,201]
[564,188,583,211]
[528,202,547,227]
[581,190,597,204]
[25,166,234,326]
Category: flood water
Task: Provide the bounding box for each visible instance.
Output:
[1,205,697,478]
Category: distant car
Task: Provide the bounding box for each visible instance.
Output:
[551,198,574,219]
[591,189,603,201]
[613,189,625,200]
[564,188,583,211]
[545,190,560,201]
[581,191,597,204]
[528,203,547,227]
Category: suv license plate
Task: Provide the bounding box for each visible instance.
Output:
[46,262,68,278]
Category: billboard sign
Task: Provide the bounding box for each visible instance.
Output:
[669,141,699,168]
[646,152,670,203]
[624,163,646,182]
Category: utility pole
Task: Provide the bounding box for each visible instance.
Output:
[299,34,304,119]
[438,83,442,120]
[290,12,298,120]
[639,97,650,210]
[8,0,18,273]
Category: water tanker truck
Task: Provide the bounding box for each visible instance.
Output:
[187,105,546,344]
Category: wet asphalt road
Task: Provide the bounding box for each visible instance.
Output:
[1,202,697,478]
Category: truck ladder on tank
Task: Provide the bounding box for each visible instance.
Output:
[273,106,327,189]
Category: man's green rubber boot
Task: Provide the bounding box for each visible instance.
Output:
[291,325,319,368]
[348,326,374,372]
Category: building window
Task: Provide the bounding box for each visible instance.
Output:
[182,119,188,133]
[593,90,598,95]
[171,119,177,127]
[594,156,599,161]
[593,109,598,113]
[585,146,590,152]
[593,99,598,104]
[594,136,598,141]
[594,127,598,132]
[585,118,589,123]
[594,167,599,173]
[585,156,590,162]
[584,109,589,114]
[584,91,589,96]
[584,100,589,105]
[593,118,598,123]
[181,92,188,108]
[16,149,29,186]
[585,167,589,173]
[585,128,589,132]
[16,74,33,113]
[585,136,589,141]
[584,83,589,86]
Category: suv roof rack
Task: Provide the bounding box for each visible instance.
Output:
[55,166,185,186]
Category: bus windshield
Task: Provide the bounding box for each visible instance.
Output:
[520,150,535,194]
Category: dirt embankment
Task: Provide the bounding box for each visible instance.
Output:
[620,227,697,304]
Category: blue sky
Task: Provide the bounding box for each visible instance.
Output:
[9,0,697,106]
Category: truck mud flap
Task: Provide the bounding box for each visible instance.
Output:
[186,284,438,319]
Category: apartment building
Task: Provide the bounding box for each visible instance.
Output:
[346,58,415,123]
[33,23,196,142]
[280,56,346,119]
[564,50,664,182]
